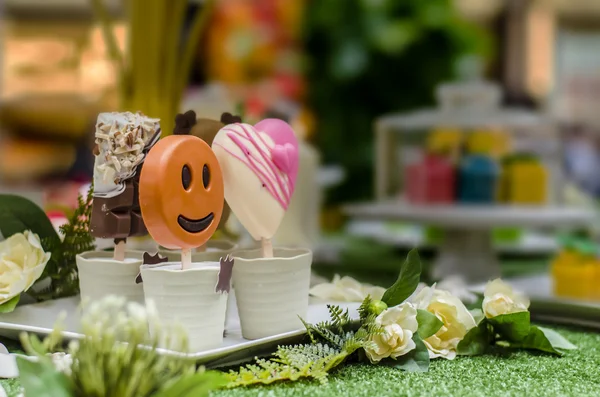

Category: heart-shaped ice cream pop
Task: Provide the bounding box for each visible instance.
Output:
[212,119,299,256]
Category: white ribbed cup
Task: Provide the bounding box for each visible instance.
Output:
[232,248,312,340]
[76,250,144,304]
[151,249,235,328]
[140,262,227,352]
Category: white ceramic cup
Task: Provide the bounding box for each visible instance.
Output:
[76,250,145,304]
[140,262,227,352]
[153,249,235,328]
[232,247,312,340]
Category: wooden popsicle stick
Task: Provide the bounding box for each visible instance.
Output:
[181,248,192,270]
[113,240,126,261]
[261,238,273,258]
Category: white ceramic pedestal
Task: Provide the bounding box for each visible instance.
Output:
[232,248,312,340]
[76,251,145,304]
[344,201,595,283]
[140,262,227,352]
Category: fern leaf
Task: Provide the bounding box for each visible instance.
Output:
[358,295,374,324]
[226,343,347,388]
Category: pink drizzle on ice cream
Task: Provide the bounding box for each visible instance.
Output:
[215,123,296,210]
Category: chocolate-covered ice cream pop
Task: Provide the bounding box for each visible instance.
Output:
[89,111,161,260]
[139,133,225,269]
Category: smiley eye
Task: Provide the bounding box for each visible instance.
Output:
[203,164,210,189]
[182,165,192,190]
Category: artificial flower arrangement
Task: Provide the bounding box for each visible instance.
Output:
[0,190,94,313]
[225,250,576,386]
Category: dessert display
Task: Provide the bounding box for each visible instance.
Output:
[138,129,231,351]
[76,112,160,303]
[213,118,312,339]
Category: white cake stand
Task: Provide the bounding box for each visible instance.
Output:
[344,201,595,282]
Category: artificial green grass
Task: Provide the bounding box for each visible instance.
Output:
[212,325,600,397]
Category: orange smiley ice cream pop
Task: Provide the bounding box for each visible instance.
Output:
[139,134,224,269]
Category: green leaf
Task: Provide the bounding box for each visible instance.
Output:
[0,195,60,249]
[457,321,491,356]
[488,311,530,342]
[0,295,20,313]
[515,326,577,355]
[17,356,72,397]
[390,334,430,372]
[416,309,443,339]
[158,371,227,397]
[369,20,421,55]
[381,249,421,307]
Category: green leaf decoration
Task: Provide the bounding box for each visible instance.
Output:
[157,371,227,397]
[488,311,530,342]
[457,321,491,356]
[29,188,95,301]
[226,343,348,387]
[17,356,72,397]
[227,299,383,387]
[0,295,20,313]
[0,195,60,248]
[389,334,430,373]
[381,249,421,307]
[416,309,443,339]
[515,326,577,355]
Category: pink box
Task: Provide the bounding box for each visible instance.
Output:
[406,155,455,204]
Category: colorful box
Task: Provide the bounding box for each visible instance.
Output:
[457,155,499,204]
[406,154,455,204]
[551,240,600,301]
[499,155,548,204]
[466,129,511,158]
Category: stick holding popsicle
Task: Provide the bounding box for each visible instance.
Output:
[212,119,299,257]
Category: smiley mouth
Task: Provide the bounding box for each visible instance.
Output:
[177,213,214,233]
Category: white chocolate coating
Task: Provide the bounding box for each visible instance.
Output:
[93,112,160,198]
[212,123,288,240]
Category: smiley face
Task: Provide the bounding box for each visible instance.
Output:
[139,135,224,249]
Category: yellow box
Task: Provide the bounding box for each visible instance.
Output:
[427,128,462,156]
[501,161,548,204]
[552,253,599,301]
[466,129,511,158]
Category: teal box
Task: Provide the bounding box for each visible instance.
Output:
[458,155,499,204]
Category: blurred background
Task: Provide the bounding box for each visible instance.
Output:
[2,0,600,310]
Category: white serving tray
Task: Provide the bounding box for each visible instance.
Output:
[0,294,359,368]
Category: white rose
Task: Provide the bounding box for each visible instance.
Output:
[482,278,530,318]
[309,275,386,302]
[365,303,418,363]
[412,286,476,360]
[0,231,51,305]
